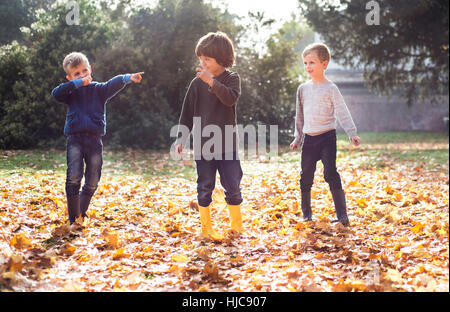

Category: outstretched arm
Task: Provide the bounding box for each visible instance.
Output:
[97,72,144,102]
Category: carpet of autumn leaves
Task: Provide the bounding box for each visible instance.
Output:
[0,134,448,292]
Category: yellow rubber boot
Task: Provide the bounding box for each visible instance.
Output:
[228,204,244,233]
[199,205,221,239]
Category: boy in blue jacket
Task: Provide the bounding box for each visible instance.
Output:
[52,52,144,224]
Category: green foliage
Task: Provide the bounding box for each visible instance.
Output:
[297,0,449,104]
[0,0,56,45]
[0,0,122,149]
[0,0,29,45]
[236,14,305,144]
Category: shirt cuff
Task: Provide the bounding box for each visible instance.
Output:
[72,79,83,88]
[123,74,132,84]
[347,130,358,138]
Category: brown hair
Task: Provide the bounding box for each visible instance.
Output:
[63,52,90,72]
[195,31,235,68]
[302,43,331,63]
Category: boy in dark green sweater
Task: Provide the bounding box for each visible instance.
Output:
[175,32,243,238]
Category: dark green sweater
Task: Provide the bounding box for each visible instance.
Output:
[176,70,241,159]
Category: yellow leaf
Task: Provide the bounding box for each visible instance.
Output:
[384,269,403,283]
[10,233,32,250]
[172,254,190,263]
[394,192,403,201]
[203,261,219,280]
[168,206,183,216]
[112,248,127,260]
[169,264,179,272]
[411,223,424,234]
[64,244,77,256]
[209,232,224,241]
[384,185,395,195]
[104,231,121,249]
[356,198,368,208]
[196,247,210,261]
[6,254,23,273]
[230,255,244,263]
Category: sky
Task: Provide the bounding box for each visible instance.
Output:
[136,0,301,24]
[134,0,306,53]
[218,0,300,22]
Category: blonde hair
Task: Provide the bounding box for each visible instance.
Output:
[63,52,90,72]
[302,43,331,63]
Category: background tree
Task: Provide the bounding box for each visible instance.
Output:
[0,0,121,148]
[94,0,243,148]
[236,13,306,144]
[297,0,449,103]
[0,0,56,45]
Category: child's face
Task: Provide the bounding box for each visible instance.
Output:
[303,52,328,79]
[66,62,92,81]
[198,55,225,76]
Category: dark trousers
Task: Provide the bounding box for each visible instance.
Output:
[195,153,243,207]
[300,130,343,192]
[66,133,103,197]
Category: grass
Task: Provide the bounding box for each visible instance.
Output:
[278,131,448,170]
[0,131,448,177]
[336,131,449,170]
[336,131,449,144]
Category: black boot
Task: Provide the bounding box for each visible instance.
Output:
[301,190,312,221]
[67,195,80,224]
[331,189,350,226]
[80,193,93,219]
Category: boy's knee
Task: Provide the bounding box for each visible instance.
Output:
[197,195,213,208]
[324,171,342,190]
[225,194,243,206]
[65,182,81,196]
[81,184,98,197]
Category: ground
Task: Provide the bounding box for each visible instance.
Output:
[0,132,448,292]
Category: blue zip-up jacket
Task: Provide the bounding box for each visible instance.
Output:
[51,74,131,136]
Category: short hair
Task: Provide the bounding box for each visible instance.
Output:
[302,43,331,63]
[63,52,90,72]
[195,32,235,68]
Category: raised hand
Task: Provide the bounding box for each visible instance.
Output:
[196,66,214,87]
[82,75,93,86]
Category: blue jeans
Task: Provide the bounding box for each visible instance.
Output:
[65,133,103,197]
[195,153,243,207]
[300,130,343,192]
